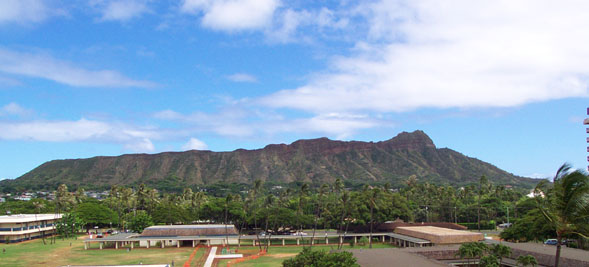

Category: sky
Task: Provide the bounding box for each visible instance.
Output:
[0,0,588,181]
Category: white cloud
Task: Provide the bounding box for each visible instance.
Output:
[0,118,158,152]
[92,0,151,22]
[124,138,155,152]
[181,137,208,150]
[180,0,280,31]
[265,9,310,43]
[227,73,257,83]
[0,0,56,24]
[258,0,589,113]
[0,48,156,88]
[0,103,32,117]
[154,108,386,140]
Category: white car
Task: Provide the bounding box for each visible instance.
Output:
[292,232,308,236]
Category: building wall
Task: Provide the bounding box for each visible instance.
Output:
[0,230,55,243]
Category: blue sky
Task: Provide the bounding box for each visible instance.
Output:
[0,0,588,180]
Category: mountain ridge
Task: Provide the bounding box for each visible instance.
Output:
[0,130,538,191]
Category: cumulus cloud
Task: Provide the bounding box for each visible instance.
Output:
[181,137,208,150]
[180,0,280,31]
[227,73,257,83]
[0,48,156,88]
[0,0,57,24]
[124,138,155,152]
[154,108,386,140]
[91,0,151,22]
[259,0,589,113]
[0,103,32,117]
[0,118,158,152]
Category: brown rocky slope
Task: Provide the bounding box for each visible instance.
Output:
[1,130,537,190]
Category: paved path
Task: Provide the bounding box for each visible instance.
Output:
[351,248,447,267]
[485,240,589,262]
[203,246,218,267]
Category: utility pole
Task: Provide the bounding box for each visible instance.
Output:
[454,206,457,224]
[425,206,429,223]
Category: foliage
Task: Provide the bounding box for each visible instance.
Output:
[490,244,511,266]
[0,198,54,214]
[458,222,495,230]
[534,164,589,267]
[73,201,117,230]
[456,242,487,266]
[479,255,499,267]
[282,247,359,267]
[516,255,538,267]
[56,213,84,239]
[126,210,153,233]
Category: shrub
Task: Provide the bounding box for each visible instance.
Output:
[358,237,369,246]
[282,247,359,267]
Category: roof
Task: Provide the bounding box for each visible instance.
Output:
[140,224,239,237]
[0,214,62,223]
[387,233,431,244]
[395,226,483,244]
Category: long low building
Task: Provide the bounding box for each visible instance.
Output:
[395,226,483,244]
[0,214,62,243]
[138,224,240,247]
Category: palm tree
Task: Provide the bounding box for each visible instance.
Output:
[311,184,328,247]
[478,175,488,231]
[456,242,485,266]
[490,243,511,266]
[516,255,538,267]
[252,179,263,229]
[338,191,350,250]
[367,187,380,248]
[534,164,589,267]
[224,194,232,247]
[33,201,46,244]
[263,194,275,251]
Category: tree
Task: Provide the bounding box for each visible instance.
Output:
[366,187,380,248]
[126,210,153,233]
[490,244,511,266]
[56,213,84,239]
[516,255,538,267]
[534,164,589,267]
[338,191,351,250]
[74,201,118,231]
[282,247,359,267]
[456,242,486,266]
[33,201,47,244]
[478,175,488,231]
[479,255,499,267]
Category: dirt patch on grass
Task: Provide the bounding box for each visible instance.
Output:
[267,253,297,258]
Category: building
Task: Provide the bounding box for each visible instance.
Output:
[394,226,483,245]
[0,214,62,243]
[137,224,240,247]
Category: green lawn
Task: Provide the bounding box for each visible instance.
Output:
[0,236,395,267]
[0,236,194,267]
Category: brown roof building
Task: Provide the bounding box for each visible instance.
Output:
[395,226,483,244]
[140,224,239,237]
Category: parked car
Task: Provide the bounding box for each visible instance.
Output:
[96,233,104,238]
[498,223,512,228]
[291,231,307,236]
[544,239,558,245]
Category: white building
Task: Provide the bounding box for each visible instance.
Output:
[0,214,62,243]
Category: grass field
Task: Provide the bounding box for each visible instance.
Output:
[0,236,194,267]
[0,236,395,267]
